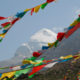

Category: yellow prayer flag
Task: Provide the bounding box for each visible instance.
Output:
[24,8,31,12]
[30,61,42,65]
[74,56,80,60]
[34,5,41,13]
[0,71,16,79]
[22,60,31,64]
[70,20,79,26]
[22,60,41,65]
[64,55,73,59]
[60,56,64,59]
[48,42,55,48]
[60,55,73,59]
[0,33,6,38]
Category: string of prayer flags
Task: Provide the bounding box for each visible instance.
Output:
[45,15,80,49]
[0,17,20,42]
[0,53,80,79]
[0,53,79,71]
[66,15,80,31]
[65,22,80,38]
[0,0,55,42]
[65,15,80,38]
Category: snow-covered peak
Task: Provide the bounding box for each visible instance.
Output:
[15,28,57,59]
[30,28,57,43]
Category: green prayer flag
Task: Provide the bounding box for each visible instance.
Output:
[0,38,3,42]
[77,17,80,22]
[28,73,35,78]
[4,23,10,29]
[41,3,48,9]
[34,58,44,66]
[26,57,37,61]
[14,68,31,78]
[54,39,59,47]
[34,62,43,66]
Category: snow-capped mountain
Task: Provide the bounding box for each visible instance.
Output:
[30,28,57,43]
[0,28,57,69]
[15,28,57,58]
[28,28,57,52]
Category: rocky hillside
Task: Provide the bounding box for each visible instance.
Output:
[39,28,80,60]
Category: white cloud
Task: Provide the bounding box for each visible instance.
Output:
[52,27,64,33]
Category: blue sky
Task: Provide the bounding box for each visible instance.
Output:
[0,0,80,61]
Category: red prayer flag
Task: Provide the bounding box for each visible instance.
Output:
[33,52,42,57]
[1,22,10,27]
[57,32,65,41]
[31,8,34,15]
[47,0,55,3]
[43,60,53,63]
[10,67,13,69]
[73,55,78,58]
[0,16,7,20]
[11,18,19,25]
[29,64,46,76]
